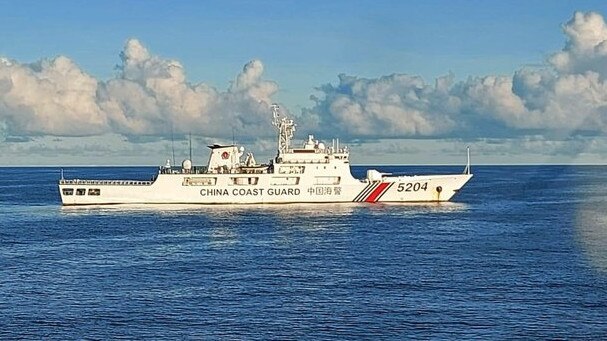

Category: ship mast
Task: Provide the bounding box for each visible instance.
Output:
[271,104,295,155]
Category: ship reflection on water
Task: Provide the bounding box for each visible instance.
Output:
[59,201,468,218]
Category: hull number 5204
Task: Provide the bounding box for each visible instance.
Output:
[397,182,428,192]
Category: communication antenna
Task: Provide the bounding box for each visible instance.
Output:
[271,103,295,154]
[464,146,471,175]
[189,132,193,163]
[171,126,176,167]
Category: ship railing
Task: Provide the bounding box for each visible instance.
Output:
[287,148,349,155]
[159,166,209,174]
[59,179,154,186]
[279,158,350,164]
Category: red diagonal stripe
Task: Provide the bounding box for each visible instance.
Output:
[365,182,390,203]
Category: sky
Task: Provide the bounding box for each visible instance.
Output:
[2,0,607,165]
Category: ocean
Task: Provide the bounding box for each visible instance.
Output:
[1,165,606,339]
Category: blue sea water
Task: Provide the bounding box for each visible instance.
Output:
[1,165,607,339]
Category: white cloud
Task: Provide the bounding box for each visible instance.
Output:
[0,39,278,139]
[549,11,607,77]
[2,11,607,167]
[303,73,458,138]
[0,56,107,136]
[305,11,607,140]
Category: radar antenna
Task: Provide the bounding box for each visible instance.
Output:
[271,104,296,154]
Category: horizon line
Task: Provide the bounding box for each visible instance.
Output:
[1,163,606,168]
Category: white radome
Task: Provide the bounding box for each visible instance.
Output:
[59,104,473,205]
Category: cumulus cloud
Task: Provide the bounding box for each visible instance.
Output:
[0,39,278,139]
[2,11,607,146]
[0,56,107,136]
[549,11,607,77]
[305,11,607,139]
[302,73,458,138]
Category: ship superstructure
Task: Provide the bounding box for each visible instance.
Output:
[59,104,472,205]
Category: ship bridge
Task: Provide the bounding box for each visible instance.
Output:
[272,104,349,165]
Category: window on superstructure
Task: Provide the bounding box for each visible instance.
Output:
[231,177,259,185]
[76,188,86,196]
[62,188,74,196]
[314,176,341,185]
[183,177,217,186]
[270,177,300,186]
[278,166,305,174]
[88,188,101,196]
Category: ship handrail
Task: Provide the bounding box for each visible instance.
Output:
[59,179,153,186]
[279,159,331,164]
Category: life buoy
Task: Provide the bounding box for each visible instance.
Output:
[221,151,229,159]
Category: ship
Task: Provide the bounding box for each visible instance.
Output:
[58,104,473,205]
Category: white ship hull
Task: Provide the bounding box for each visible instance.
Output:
[58,104,473,206]
[59,170,472,205]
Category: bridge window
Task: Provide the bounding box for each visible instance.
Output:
[278,166,305,174]
[76,188,86,196]
[62,188,74,196]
